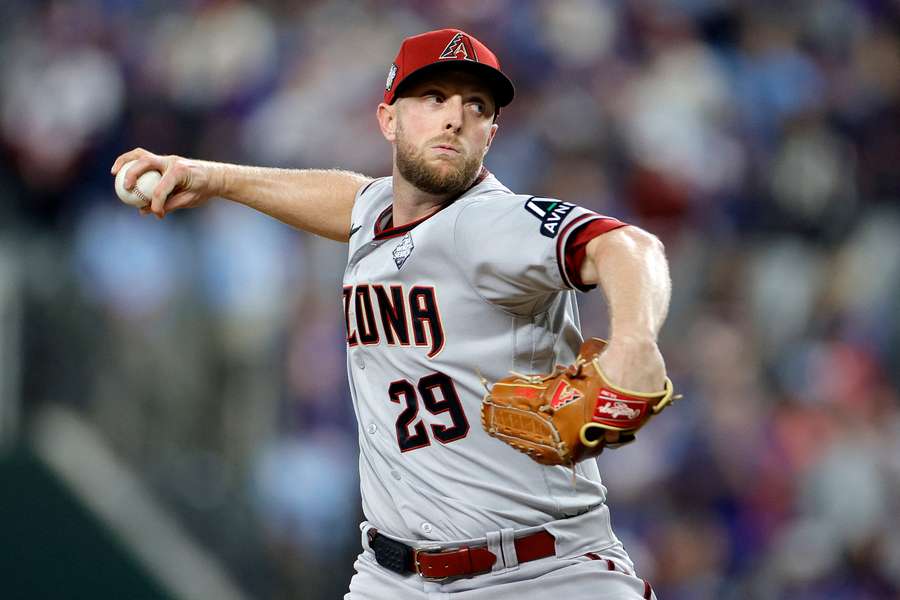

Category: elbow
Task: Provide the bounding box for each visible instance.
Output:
[648,230,666,256]
[620,225,665,256]
[585,224,667,274]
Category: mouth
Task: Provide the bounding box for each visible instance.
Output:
[432,144,460,154]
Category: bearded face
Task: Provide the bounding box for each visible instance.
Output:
[394,120,483,196]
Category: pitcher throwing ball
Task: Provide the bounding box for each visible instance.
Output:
[112,28,675,599]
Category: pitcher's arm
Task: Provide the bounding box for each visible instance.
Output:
[112,149,372,242]
[579,226,672,392]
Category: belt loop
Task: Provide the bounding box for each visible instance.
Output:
[360,523,375,555]
[485,531,504,573]
[500,528,519,571]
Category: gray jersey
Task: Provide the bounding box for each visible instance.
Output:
[343,171,626,542]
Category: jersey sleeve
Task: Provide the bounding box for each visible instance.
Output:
[452,196,627,313]
[347,177,391,255]
[350,177,390,223]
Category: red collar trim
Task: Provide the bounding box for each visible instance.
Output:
[373,206,439,240]
[373,167,490,241]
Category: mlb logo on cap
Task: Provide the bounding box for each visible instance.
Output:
[384,28,515,108]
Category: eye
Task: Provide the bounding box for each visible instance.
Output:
[424,92,445,104]
[468,101,486,115]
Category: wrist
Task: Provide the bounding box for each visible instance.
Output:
[597,333,666,392]
[608,332,657,349]
[208,161,227,199]
[194,160,226,199]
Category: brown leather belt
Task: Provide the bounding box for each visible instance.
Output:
[368,529,556,581]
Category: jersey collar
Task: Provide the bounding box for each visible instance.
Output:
[373,167,491,241]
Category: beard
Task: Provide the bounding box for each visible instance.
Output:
[395,127,482,196]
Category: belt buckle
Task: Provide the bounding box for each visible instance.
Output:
[413,546,455,582]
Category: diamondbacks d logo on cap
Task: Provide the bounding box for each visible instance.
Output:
[439,32,478,62]
[385,63,398,91]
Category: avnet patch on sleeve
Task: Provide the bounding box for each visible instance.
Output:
[523,197,576,238]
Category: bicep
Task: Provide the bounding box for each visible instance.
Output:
[320,173,375,242]
[220,167,373,243]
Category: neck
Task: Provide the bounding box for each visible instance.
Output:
[390,166,455,227]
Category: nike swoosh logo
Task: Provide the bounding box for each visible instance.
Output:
[349,224,362,237]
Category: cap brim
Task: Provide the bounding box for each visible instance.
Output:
[393,61,515,108]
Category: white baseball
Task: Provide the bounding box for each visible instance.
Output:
[115,160,162,208]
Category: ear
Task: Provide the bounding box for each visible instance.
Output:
[376,102,397,142]
[482,123,499,157]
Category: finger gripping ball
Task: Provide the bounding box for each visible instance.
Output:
[115,160,162,208]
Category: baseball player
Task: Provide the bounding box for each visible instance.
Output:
[112,29,671,599]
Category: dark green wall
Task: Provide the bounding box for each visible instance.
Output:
[0,447,173,600]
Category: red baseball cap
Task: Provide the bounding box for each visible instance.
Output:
[384,28,515,108]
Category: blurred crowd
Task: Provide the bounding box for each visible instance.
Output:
[2,0,899,598]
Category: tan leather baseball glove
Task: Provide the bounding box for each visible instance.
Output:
[481,338,677,466]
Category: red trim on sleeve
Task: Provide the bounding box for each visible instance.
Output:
[563,218,627,291]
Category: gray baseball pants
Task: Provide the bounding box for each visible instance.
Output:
[345,541,657,599]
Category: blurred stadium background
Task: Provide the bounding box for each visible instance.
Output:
[1,0,899,598]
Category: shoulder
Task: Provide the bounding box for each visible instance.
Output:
[453,190,585,237]
[454,192,527,212]
[450,174,527,216]
[356,176,391,202]
[351,176,392,230]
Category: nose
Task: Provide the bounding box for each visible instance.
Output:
[442,95,464,132]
